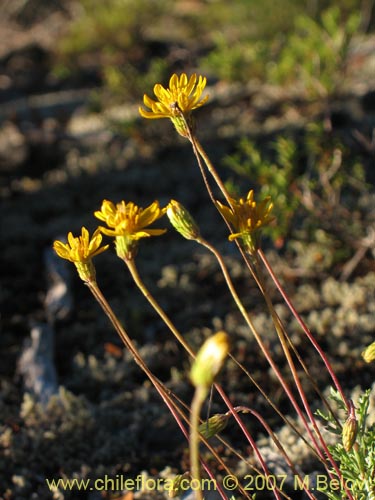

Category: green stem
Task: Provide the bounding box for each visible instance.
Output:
[88,281,230,499]
[214,382,281,500]
[87,282,187,439]
[124,258,195,358]
[179,117,356,499]
[245,407,318,500]
[123,259,274,490]
[197,237,323,454]
[176,107,233,208]
[256,263,321,415]
[188,136,353,498]
[198,238,353,499]
[255,266,349,491]
[190,385,207,500]
[193,137,233,206]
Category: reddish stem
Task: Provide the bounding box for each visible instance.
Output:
[214,384,283,500]
[257,249,349,411]
[241,407,317,500]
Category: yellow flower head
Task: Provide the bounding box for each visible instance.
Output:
[216,190,274,254]
[94,199,166,260]
[53,227,108,282]
[139,73,209,136]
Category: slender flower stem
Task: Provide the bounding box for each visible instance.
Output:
[124,258,195,357]
[88,281,230,500]
[212,425,294,500]
[228,354,323,463]
[161,391,254,500]
[257,248,349,410]
[187,137,353,498]
[193,137,233,206]
[175,107,233,209]
[241,407,318,500]
[214,382,282,500]
[198,235,353,498]
[190,386,207,500]
[123,259,276,492]
[271,323,341,427]
[197,237,323,455]
[182,115,269,301]
[87,282,185,430]
[254,264,349,488]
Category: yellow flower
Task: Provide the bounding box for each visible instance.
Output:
[53,227,108,282]
[94,199,166,260]
[94,199,166,238]
[139,73,209,136]
[139,73,209,119]
[216,190,274,254]
[53,227,108,263]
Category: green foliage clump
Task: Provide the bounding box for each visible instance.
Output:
[60,0,170,55]
[55,0,171,101]
[198,0,302,83]
[223,121,370,270]
[201,34,269,83]
[55,1,367,107]
[200,4,362,100]
[267,6,361,98]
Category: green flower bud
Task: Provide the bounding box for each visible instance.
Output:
[190,331,230,389]
[362,341,375,363]
[342,408,358,452]
[167,200,200,240]
[168,472,190,498]
[198,413,230,439]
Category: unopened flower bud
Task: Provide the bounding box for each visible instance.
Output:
[167,200,200,240]
[190,331,230,389]
[342,405,358,452]
[168,472,190,498]
[362,341,375,363]
[198,413,230,439]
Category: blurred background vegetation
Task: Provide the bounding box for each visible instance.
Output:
[54,0,374,103]
[50,0,375,271]
[15,0,370,273]
[1,2,374,497]
[2,0,374,272]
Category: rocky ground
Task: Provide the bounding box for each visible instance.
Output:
[1,2,375,500]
